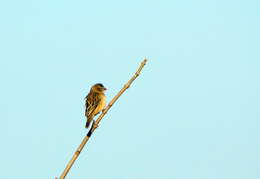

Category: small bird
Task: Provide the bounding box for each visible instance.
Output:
[85,83,107,128]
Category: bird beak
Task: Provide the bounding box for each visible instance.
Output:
[103,87,107,91]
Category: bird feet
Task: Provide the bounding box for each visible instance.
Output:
[92,120,99,130]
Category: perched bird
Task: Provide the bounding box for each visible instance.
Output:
[85,83,107,128]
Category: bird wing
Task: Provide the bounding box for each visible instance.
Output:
[85,92,101,118]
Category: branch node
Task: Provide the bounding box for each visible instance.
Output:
[124,84,130,89]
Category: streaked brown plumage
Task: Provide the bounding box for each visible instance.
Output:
[85,83,107,128]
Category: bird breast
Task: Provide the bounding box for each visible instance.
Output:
[94,94,106,115]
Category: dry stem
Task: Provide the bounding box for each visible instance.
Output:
[59,59,148,179]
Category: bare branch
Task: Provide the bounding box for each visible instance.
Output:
[59,59,148,179]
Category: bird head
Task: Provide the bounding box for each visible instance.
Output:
[91,83,107,93]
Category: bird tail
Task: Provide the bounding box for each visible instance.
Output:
[85,116,92,128]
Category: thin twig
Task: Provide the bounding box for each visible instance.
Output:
[59,59,148,179]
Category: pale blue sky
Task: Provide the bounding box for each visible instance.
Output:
[1,0,259,179]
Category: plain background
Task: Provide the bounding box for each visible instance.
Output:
[1,0,259,179]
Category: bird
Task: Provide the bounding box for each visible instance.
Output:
[85,83,107,128]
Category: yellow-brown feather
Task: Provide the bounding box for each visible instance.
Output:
[93,94,106,115]
[85,83,106,128]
